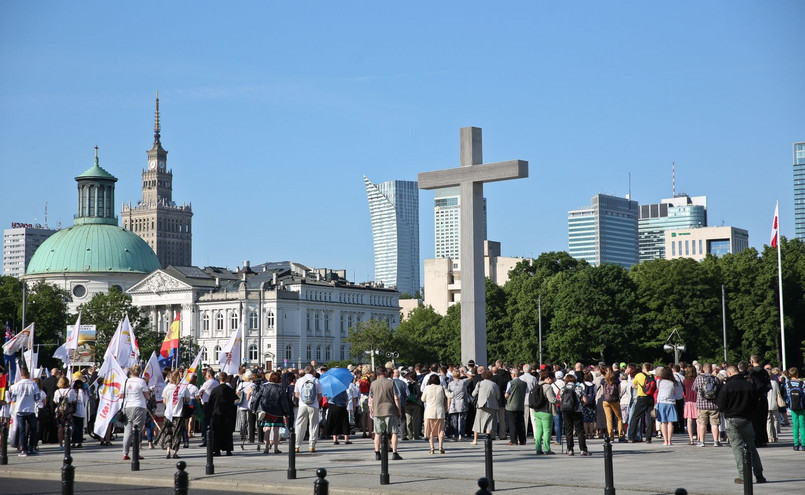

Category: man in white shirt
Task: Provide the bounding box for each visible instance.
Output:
[198,368,219,447]
[520,364,539,438]
[9,367,40,457]
[294,365,322,453]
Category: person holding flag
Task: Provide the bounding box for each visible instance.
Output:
[159,313,181,370]
[160,369,190,459]
[3,322,17,386]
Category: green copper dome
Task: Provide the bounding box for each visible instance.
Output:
[26,223,160,275]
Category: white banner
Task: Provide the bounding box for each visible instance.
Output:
[93,355,126,438]
[3,323,33,355]
[219,321,242,375]
[143,351,164,389]
[117,315,139,368]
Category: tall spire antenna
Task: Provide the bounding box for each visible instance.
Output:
[154,90,161,140]
[672,161,676,197]
[94,145,99,165]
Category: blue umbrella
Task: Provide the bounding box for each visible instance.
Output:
[319,367,354,398]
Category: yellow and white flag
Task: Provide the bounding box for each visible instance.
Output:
[93,355,126,438]
[219,321,243,375]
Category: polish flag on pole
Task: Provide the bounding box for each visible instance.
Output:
[770,202,779,248]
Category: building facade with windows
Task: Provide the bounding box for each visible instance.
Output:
[664,226,749,261]
[3,224,58,277]
[568,194,639,268]
[434,186,486,264]
[363,176,420,296]
[638,195,707,262]
[122,95,193,268]
[24,148,161,312]
[128,261,400,370]
[795,142,805,240]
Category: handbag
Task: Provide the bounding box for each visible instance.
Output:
[279,425,290,440]
[776,389,786,409]
[118,379,129,423]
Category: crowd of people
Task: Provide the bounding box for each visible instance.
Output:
[2,354,804,486]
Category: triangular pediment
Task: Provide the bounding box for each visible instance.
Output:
[127,269,192,294]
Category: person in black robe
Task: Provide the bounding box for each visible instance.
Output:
[208,372,238,456]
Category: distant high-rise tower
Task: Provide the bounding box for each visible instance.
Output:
[434,187,486,264]
[638,195,707,262]
[364,176,420,296]
[122,93,193,268]
[568,193,639,268]
[795,142,805,240]
[3,224,58,277]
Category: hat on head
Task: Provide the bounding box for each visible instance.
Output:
[539,364,547,370]
[347,365,355,371]
[244,370,253,380]
[620,362,627,369]
[467,360,475,367]
[72,371,83,381]
[555,370,564,379]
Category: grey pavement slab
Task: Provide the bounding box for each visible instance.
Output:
[1,428,804,495]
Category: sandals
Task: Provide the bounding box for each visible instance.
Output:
[429,448,435,454]
[439,448,445,454]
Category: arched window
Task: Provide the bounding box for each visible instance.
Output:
[249,311,258,330]
[285,344,292,361]
[230,311,239,330]
[214,345,222,362]
[325,345,331,361]
[316,345,322,361]
[306,344,312,361]
[202,312,210,331]
[267,310,275,329]
[216,312,224,331]
[248,344,258,361]
[201,346,208,363]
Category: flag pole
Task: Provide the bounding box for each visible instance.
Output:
[776,200,786,370]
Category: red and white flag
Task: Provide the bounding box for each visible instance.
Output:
[770,202,779,248]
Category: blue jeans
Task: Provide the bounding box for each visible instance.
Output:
[17,413,37,454]
[448,412,466,438]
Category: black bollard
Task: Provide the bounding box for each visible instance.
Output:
[380,432,390,485]
[287,428,297,480]
[205,425,214,475]
[314,468,329,495]
[674,489,688,495]
[0,421,8,465]
[603,436,615,495]
[174,460,189,495]
[131,424,140,471]
[476,477,493,495]
[64,423,72,459]
[484,434,495,492]
[62,455,75,495]
[742,443,753,495]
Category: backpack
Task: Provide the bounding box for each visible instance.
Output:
[528,384,548,410]
[640,373,657,396]
[702,374,719,401]
[300,380,316,405]
[582,383,596,407]
[56,393,71,419]
[789,381,805,412]
[560,384,579,413]
[249,385,263,414]
[406,382,420,404]
[603,382,620,402]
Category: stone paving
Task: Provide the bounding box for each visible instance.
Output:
[1,427,804,494]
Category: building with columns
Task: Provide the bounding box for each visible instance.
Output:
[128,261,401,370]
[122,94,193,268]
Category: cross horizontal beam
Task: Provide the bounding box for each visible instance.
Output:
[417,160,528,190]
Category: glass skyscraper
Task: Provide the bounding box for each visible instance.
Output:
[433,187,486,265]
[364,176,420,296]
[795,142,805,240]
[568,194,639,268]
[638,195,707,262]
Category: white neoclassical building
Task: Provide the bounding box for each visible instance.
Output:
[128,261,401,370]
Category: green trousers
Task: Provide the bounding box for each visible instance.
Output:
[533,411,552,453]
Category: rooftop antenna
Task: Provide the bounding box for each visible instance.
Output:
[44,201,48,229]
[672,161,676,197]
[628,172,632,200]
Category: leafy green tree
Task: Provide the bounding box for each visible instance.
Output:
[0,276,23,331]
[392,305,442,365]
[548,264,641,364]
[78,287,151,362]
[22,281,72,369]
[434,303,461,364]
[485,278,510,362]
[345,319,393,362]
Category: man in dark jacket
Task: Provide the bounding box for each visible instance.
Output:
[748,355,771,447]
[716,364,766,485]
[208,372,238,456]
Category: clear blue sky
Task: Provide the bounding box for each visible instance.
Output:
[2,2,803,283]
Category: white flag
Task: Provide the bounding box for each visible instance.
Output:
[143,351,164,389]
[219,321,243,375]
[117,315,139,368]
[179,350,203,395]
[66,312,81,352]
[3,323,34,355]
[53,343,71,365]
[103,320,123,364]
[93,355,126,438]
[23,348,38,371]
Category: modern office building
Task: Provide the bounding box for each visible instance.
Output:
[363,176,420,296]
[638,195,707,262]
[795,142,805,240]
[434,186,486,264]
[122,94,193,268]
[665,226,749,261]
[2,224,58,277]
[423,240,526,315]
[568,194,639,268]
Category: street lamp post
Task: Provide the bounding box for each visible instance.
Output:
[663,328,686,365]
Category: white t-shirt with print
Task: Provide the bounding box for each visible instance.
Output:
[123,377,149,409]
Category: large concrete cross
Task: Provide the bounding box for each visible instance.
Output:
[418,127,528,366]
